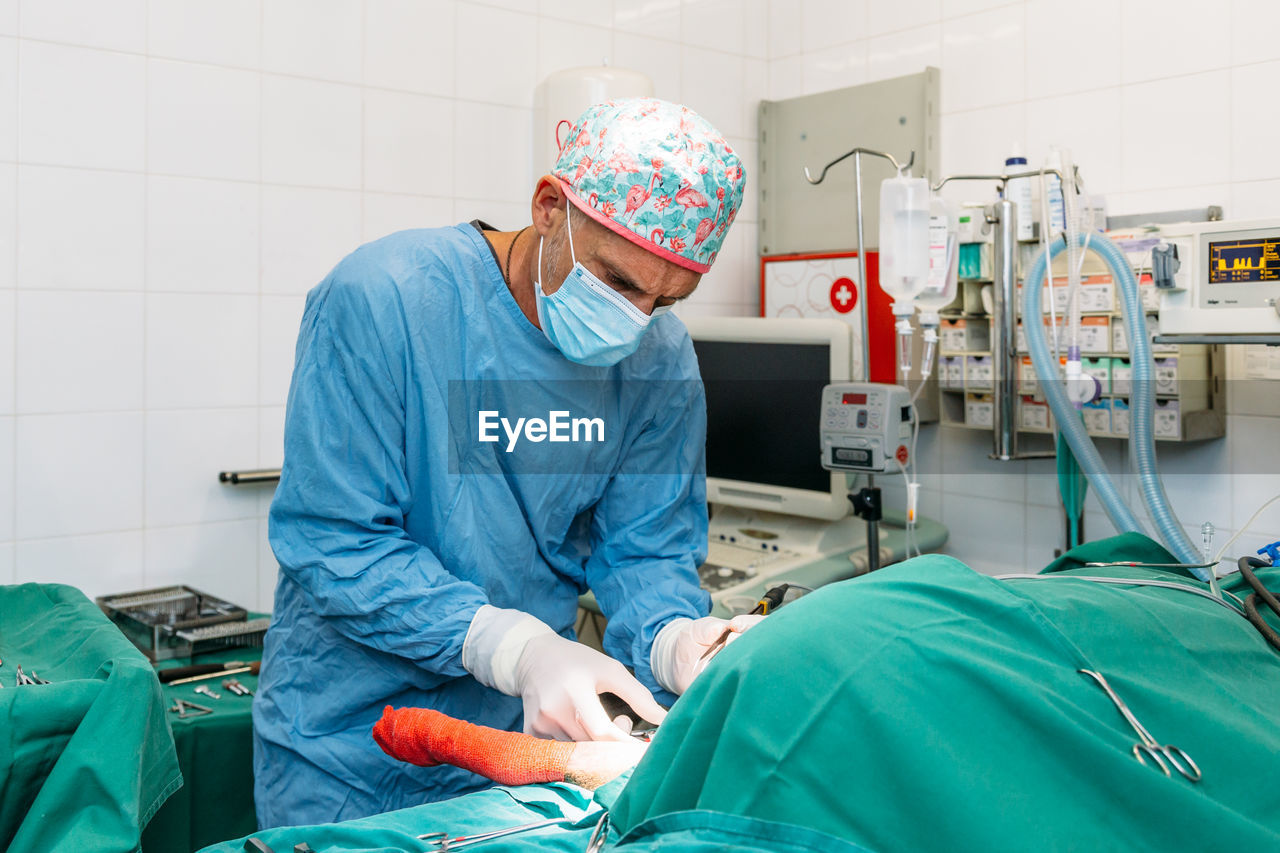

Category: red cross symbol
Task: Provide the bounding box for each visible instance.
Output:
[829,277,857,314]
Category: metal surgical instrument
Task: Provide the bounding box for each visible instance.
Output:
[170,698,213,718]
[194,684,222,700]
[417,816,576,850]
[1079,669,1201,782]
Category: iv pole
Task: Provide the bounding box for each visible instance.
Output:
[803,146,915,573]
[804,147,915,383]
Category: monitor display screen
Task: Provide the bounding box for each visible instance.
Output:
[693,340,831,494]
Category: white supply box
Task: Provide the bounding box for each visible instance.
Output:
[1111,398,1130,436]
[940,318,990,353]
[965,355,993,390]
[1082,399,1111,436]
[1082,357,1111,394]
[940,355,965,389]
[965,393,994,427]
[1019,396,1052,432]
[1112,359,1133,395]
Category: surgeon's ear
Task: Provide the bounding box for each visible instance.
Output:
[531,175,566,238]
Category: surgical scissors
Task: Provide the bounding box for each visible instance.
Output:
[1079,669,1202,783]
[417,816,575,850]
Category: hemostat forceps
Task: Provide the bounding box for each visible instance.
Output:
[1079,669,1202,782]
[417,816,575,850]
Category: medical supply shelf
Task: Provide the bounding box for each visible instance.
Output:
[932,237,1225,442]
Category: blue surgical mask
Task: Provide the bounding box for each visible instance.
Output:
[534,203,670,367]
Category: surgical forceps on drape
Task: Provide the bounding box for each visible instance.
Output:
[1079,669,1202,782]
[417,816,575,850]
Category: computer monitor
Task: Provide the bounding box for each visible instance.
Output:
[684,317,853,521]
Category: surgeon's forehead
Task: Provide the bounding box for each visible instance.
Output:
[594,231,697,291]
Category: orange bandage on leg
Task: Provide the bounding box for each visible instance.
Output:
[372,706,576,787]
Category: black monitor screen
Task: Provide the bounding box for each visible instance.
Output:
[692,340,831,494]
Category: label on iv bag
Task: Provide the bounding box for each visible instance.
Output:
[926,215,949,292]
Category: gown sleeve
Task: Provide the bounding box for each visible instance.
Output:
[584,352,711,703]
[268,264,488,677]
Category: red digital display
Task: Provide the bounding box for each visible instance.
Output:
[842,392,868,405]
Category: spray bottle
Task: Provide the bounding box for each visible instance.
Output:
[1005,145,1033,242]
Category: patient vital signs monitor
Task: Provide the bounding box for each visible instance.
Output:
[685,317,854,521]
[684,318,863,599]
[1157,217,1280,336]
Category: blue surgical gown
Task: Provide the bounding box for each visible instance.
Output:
[253,223,710,828]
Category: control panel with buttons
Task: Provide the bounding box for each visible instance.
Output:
[819,382,914,473]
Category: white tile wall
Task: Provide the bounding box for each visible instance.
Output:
[19,0,147,53]
[800,0,867,54]
[0,290,13,412]
[537,18,616,83]
[364,89,454,196]
[1230,62,1280,183]
[148,0,261,69]
[147,176,260,293]
[0,164,13,292]
[262,0,362,84]
[867,0,940,37]
[1122,71,1232,192]
[0,417,12,542]
[614,0,681,41]
[15,531,146,599]
[261,75,363,189]
[145,519,259,601]
[363,0,456,96]
[1232,0,1280,66]
[940,6,1025,111]
[17,165,146,291]
[866,24,941,85]
[362,193,455,242]
[0,37,15,162]
[542,0,614,28]
[145,410,261,528]
[1120,0,1230,85]
[18,41,146,171]
[612,32,682,101]
[453,101,530,205]
[7,1,1275,609]
[801,42,867,96]
[147,60,260,182]
[16,413,144,539]
[16,290,145,413]
[260,185,363,295]
[1024,0,1120,99]
[259,295,307,406]
[147,294,260,409]
[456,3,538,107]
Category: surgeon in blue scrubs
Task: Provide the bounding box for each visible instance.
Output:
[253,98,757,827]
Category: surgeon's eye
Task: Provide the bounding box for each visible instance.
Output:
[605,272,644,295]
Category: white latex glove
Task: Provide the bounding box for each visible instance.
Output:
[462,605,667,742]
[650,614,766,695]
